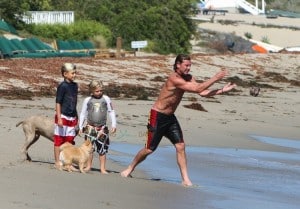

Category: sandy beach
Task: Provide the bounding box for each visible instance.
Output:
[195,13,300,48]
[1,52,300,208]
[1,13,300,209]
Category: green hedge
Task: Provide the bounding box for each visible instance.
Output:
[25,20,112,46]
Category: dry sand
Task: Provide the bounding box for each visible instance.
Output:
[1,13,300,209]
[195,13,300,48]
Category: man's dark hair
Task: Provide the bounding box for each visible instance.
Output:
[173,54,191,71]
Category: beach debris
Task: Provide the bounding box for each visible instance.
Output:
[250,86,260,97]
[183,102,208,111]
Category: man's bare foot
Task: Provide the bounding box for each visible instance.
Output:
[182,181,193,187]
[120,169,132,178]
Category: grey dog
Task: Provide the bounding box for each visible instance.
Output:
[16,115,54,161]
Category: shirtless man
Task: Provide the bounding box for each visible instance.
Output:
[121,54,236,186]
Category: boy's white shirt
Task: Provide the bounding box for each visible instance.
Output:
[79,95,116,130]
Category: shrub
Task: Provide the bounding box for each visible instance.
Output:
[92,35,107,48]
[143,40,156,53]
[261,36,270,44]
[244,32,252,39]
[25,20,112,44]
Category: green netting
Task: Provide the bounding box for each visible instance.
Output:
[12,52,48,58]
[68,40,85,50]
[56,40,73,50]
[0,36,17,57]
[30,38,62,57]
[7,39,19,52]
[30,38,55,51]
[0,20,18,34]
[21,39,39,52]
[1,36,94,59]
[81,40,95,50]
[80,40,98,56]
[10,39,28,52]
[0,21,11,32]
[54,39,92,57]
[7,23,18,34]
[30,38,47,51]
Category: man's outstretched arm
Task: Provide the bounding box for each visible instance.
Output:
[199,82,237,97]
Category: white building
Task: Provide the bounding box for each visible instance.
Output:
[200,0,265,15]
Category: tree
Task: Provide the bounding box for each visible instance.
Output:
[49,0,75,11]
[0,0,28,29]
[24,0,53,11]
[92,0,197,54]
[0,0,52,29]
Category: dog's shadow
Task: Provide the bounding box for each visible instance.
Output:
[25,159,53,165]
[23,160,162,182]
[29,160,120,174]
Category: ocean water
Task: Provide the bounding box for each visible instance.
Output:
[109,136,300,209]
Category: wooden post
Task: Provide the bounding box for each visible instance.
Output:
[116,37,122,58]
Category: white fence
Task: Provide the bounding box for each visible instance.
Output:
[23,11,74,24]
